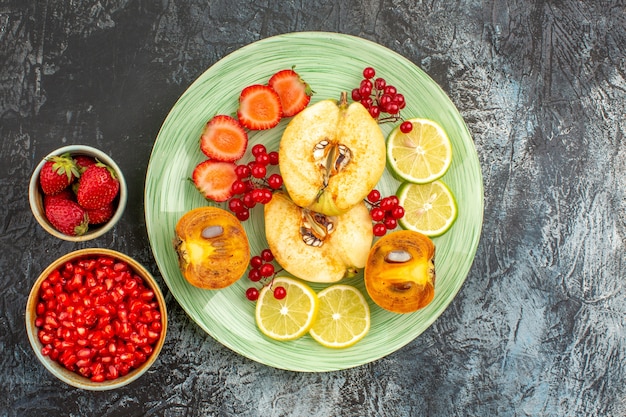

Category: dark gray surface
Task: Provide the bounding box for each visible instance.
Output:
[2,1,625,416]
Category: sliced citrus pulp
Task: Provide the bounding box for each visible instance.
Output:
[255,276,318,341]
[397,180,458,237]
[387,118,452,184]
[309,285,370,349]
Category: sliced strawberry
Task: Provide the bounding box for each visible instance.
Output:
[200,115,248,162]
[268,68,313,117]
[237,84,282,130]
[192,160,238,202]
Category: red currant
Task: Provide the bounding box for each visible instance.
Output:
[369,106,380,119]
[390,206,405,219]
[261,249,274,262]
[235,209,250,221]
[380,197,396,211]
[363,67,376,79]
[384,217,398,230]
[248,268,262,282]
[255,152,270,166]
[235,164,251,179]
[268,151,279,165]
[250,163,266,179]
[373,223,387,236]
[245,287,259,301]
[400,121,413,133]
[259,263,275,277]
[370,207,385,222]
[250,256,263,268]
[231,180,247,195]
[228,198,244,213]
[351,88,362,101]
[251,144,267,157]
[273,286,287,300]
[267,173,283,189]
[367,189,381,203]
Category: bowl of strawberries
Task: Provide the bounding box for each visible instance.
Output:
[29,145,128,241]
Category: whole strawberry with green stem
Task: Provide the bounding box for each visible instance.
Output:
[76,162,120,210]
[39,153,80,195]
[45,199,89,236]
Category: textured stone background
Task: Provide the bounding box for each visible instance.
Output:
[1,1,625,416]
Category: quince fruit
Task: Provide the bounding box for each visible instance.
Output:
[264,192,373,283]
[174,206,250,289]
[279,92,386,216]
[364,230,435,313]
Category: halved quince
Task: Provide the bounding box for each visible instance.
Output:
[264,192,373,283]
[364,230,435,313]
[279,92,386,216]
[174,206,250,289]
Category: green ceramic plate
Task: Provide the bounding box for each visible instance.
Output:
[145,32,483,372]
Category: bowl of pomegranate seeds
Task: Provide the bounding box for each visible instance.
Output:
[25,248,167,390]
[28,145,128,241]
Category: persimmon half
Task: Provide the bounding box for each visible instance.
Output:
[174,206,250,289]
[364,230,435,313]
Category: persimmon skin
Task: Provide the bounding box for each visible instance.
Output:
[174,207,250,289]
[364,230,435,313]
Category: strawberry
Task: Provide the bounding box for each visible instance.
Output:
[192,160,238,202]
[45,199,89,236]
[200,115,248,162]
[76,162,120,210]
[268,68,313,117]
[39,153,80,195]
[237,84,282,130]
[44,188,74,207]
[86,203,115,224]
[73,155,97,173]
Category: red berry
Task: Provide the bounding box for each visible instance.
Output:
[261,249,274,262]
[231,180,247,195]
[250,256,263,268]
[273,286,287,300]
[235,164,251,178]
[383,85,397,96]
[400,121,413,133]
[369,106,380,119]
[370,207,385,222]
[246,287,259,301]
[363,67,376,79]
[268,151,279,165]
[384,217,398,230]
[235,209,250,221]
[375,77,386,90]
[250,163,266,179]
[380,197,396,211]
[367,189,381,203]
[255,152,270,166]
[251,144,267,157]
[373,223,387,236]
[259,263,275,277]
[248,268,262,282]
[351,88,362,101]
[228,197,244,213]
[391,206,405,219]
[267,173,283,189]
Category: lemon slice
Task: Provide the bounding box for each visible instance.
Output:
[397,180,458,237]
[255,276,318,341]
[309,285,370,349]
[387,118,452,184]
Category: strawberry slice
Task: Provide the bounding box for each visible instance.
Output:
[192,160,238,202]
[237,85,282,130]
[200,115,248,162]
[268,68,313,117]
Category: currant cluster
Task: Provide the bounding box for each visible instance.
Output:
[366,189,405,236]
[228,144,283,221]
[351,67,413,134]
[244,249,286,301]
